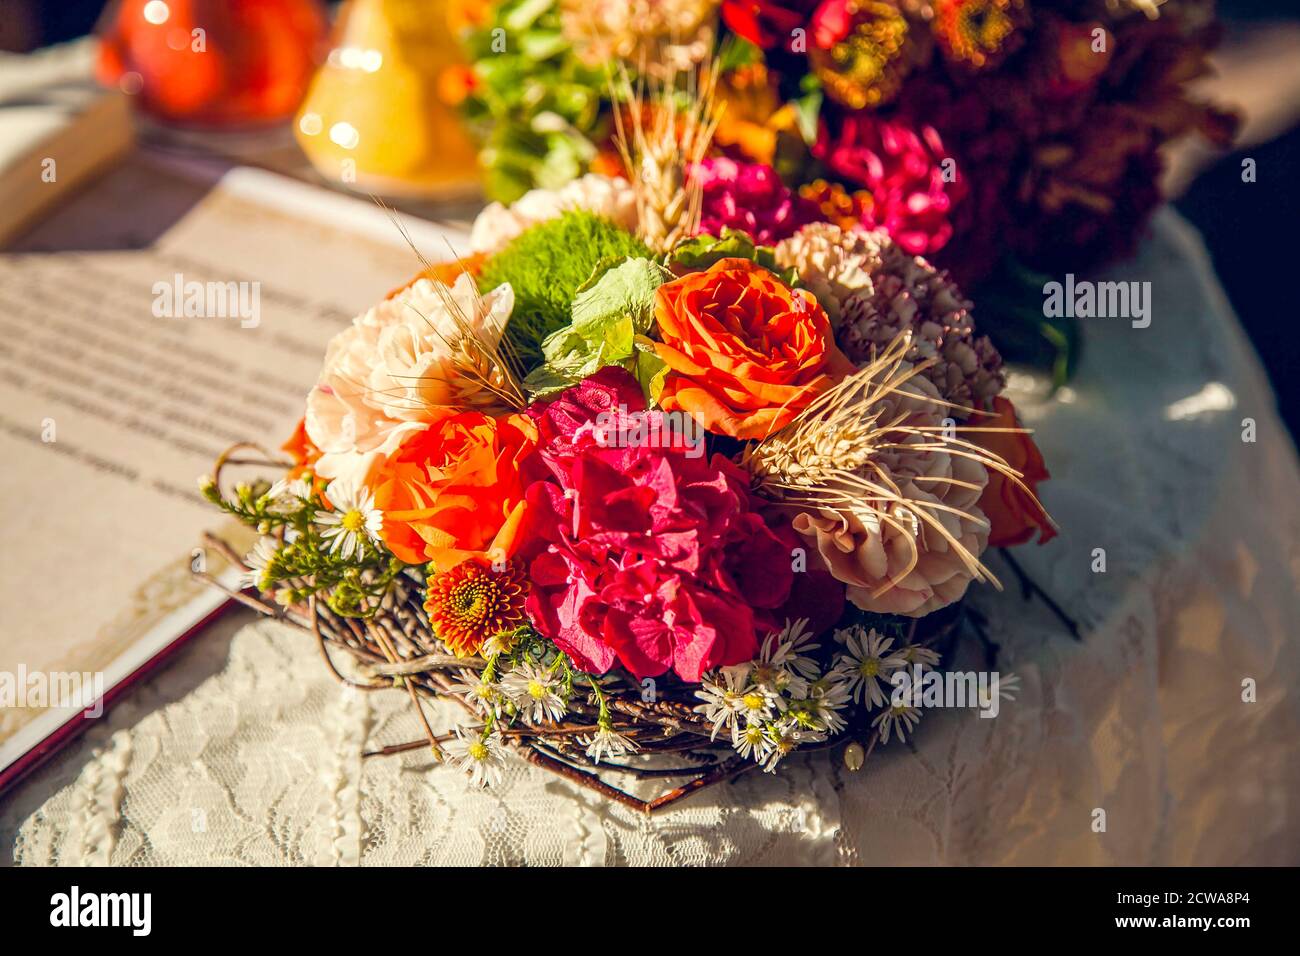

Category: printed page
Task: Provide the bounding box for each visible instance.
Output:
[0,152,467,769]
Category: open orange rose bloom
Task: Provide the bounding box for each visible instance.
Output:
[654,258,854,440]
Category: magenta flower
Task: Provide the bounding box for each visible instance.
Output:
[690,157,818,245]
[813,113,966,256]
[521,368,795,682]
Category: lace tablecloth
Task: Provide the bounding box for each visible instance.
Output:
[4,210,1298,865]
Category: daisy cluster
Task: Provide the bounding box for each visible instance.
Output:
[200,472,398,617]
[694,620,938,771]
[444,627,639,786]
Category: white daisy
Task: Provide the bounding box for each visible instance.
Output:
[263,476,314,515]
[499,661,568,724]
[760,618,821,680]
[315,480,383,560]
[761,720,825,773]
[737,681,780,726]
[794,675,852,735]
[761,727,797,773]
[444,727,507,788]
[835,627,906,708]
[693,665,751,740]
[240,536,279,589]
[899,643,941,669]
[732,722,773,763]
[872,702,922,745]
[580,724,639,764]
[447,670,503,718]
[480,629,521,659]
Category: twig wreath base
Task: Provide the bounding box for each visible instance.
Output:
[197,530,968,814]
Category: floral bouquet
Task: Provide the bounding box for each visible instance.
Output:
[455,0,1234,376]
[201,87,1057,812]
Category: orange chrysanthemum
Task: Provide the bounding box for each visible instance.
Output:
[932,0,1028,71]
[798,179,875,232]
[809,0,928,110]
[424,558,530,656]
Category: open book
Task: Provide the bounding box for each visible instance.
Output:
[0,152,469,792]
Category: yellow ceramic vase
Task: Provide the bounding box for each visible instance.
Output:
[294,0,481,197]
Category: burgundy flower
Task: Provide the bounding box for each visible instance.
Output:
[812,112,965,256]
[890,78,1019,285]
[690,157,819,246]
[521,368,798,682]
[763,515,846,635]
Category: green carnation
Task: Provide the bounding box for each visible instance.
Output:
[478,211,653,368]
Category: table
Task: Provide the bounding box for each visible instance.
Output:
[3,210,1298,865]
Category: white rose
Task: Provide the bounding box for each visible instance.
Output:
[305,273,513,485]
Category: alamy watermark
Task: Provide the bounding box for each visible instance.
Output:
[890,666,1018,719]
[592,405,705,458]
[152,273,261,328]
[50,886,151,936]
[0,665,104,717]
[1043,273,1150,329]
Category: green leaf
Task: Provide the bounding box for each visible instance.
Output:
[504,0,556,34]
[521,363,578,398]
[668,229,799,285]
[792,88,824,146]
[602,314,635,359]
[970,256,1081,388]
[569,257,668,335]
[634,347,668,407]
[524,257,669,399]
[717,36,762,73]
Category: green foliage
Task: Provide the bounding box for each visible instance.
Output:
[717,35,763,73]
[971,257,1081,388]
[478,211,654,368]
[523,256,670,399]
[459,0,610,202]
[200,476,404,618]
[669,229,800,285]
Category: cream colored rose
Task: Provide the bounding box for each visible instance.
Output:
[305,274,513,485]
[787,371,990,617]
[469,173,638,255]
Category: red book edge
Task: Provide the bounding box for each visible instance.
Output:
[0,597,236,799]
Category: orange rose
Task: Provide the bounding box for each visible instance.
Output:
[654,258,853,440]
[281,417,320,477]
[370,411,538,570]
[975,397,1057,547]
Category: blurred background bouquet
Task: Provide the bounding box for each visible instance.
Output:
[456,0,1238,378]
[461,0,1234,278]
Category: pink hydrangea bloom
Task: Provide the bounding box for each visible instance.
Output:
[521,368,795,682]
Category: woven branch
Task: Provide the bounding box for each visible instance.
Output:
[195,530,966,814]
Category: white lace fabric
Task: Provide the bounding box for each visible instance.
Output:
[3,211,1298,865]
